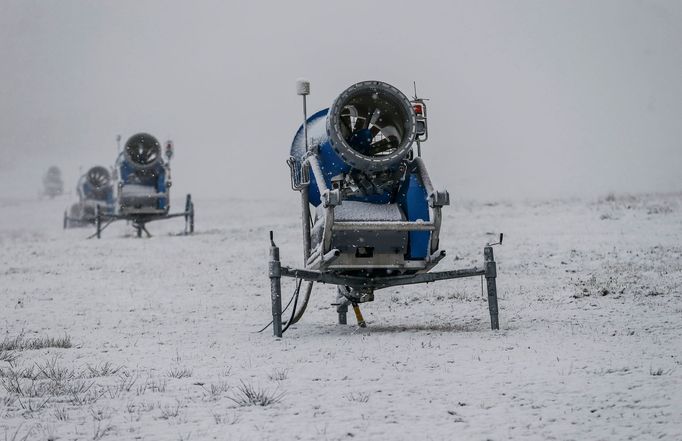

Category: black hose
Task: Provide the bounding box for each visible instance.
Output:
[289,281,313,325]
[256,278,302,333]
[281,279,302,333]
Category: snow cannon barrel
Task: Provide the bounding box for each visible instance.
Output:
[78,166,113,201]
[85,166,111,190]
[291,81,418,206]
[326,81,417,172]
[123,133,163,170]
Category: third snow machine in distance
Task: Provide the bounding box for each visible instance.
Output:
[64,166,115,228]
[43,166,64,199]
[267,80,502,337]
[94,133,195,238]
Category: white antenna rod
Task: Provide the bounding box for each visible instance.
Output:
[296,79,311,151]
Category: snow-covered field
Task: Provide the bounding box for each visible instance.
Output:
[1,193,681,440]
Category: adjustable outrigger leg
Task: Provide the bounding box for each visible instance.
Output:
[269,232,283,338]
[134,223,152,238]
[184,194,194,235]
[337,301,349,325]
[484,245,499,330]
[95,205,102,239]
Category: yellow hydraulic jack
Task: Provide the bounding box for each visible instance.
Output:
[335,295,367,328]
[352,303,367,328]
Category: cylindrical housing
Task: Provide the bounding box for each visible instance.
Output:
[123,133,163,170]
[326,81,417,172]
[290,81,418,206]
[86,166,112,189]
[78,166,113,201]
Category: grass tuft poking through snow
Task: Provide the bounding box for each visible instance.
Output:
[227,380,284,407]
[268,368,289,381]
[167,367,193,379]
[0,334,72,351]
[0,350,19,364]
[201,381,230,400]
[345,392,371,403]
[158,400,182,419]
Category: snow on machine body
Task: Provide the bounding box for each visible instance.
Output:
[267,80,502,336]
[93,133,194,238]
[63,166,115,228]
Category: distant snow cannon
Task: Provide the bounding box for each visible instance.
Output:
[80,166,113,200]
[63,166,115,228]
[267,80,503,337]
[43,166,64,198]
[90,133,194,238]
[117,133,168,212]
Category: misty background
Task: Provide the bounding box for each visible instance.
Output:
[0,0,680,204]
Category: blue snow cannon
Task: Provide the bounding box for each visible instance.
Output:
[116,133,169,214]
[90,133,194,238]
[267,80,502,336]
[64,166,115,228]
[78,166,115,208]
[288,80,445,268]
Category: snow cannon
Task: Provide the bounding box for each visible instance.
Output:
[267,80,503,337]
[63,166,115,228]
[87,133,194,238]
[288,80,441,270]
[79,166,114,201]
[116,133,169,215]
[43,166,64,198]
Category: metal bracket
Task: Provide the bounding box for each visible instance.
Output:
[429,190,450,208]
[287,157,310,191]
[321,189,342,207]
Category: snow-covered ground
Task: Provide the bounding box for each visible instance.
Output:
[1,193,681,440]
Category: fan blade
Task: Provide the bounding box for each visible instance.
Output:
[368,125,401,154]
[377,125,400,142]
[368,138,392,155]
[368,108,381,126]
[352,105,369,131]
[340,114,352,135]
[367,108,382,138]
[341,105,358,134]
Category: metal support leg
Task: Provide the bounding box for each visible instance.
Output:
[337,303,348,325]
[269,232,283,338]
[301,190,311,263]
[95,205,101,239]
[189,203,195,234]
[185,194,194,234]
[335,286,351,325]
[336,295,349,325]
[484,246,499,330]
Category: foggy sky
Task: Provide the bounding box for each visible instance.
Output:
[1,0,681,202]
